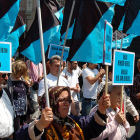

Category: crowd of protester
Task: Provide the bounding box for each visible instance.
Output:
[0,55,140,140]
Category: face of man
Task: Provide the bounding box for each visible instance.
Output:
[50,59,61,76]
[0,73,8,85]
[88,63,98,70]
[71,61,78,70]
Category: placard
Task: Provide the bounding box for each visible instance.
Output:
[112,50,135,85]
[0,42,12,73]
[48,44,69,61]
[103,21,113,65]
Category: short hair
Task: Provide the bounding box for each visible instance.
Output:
[49,55,61,65]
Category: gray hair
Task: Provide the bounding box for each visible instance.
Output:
[97,83,120,101]
[49,55,61,64]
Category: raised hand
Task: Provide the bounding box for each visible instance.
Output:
[98,93,111,114]
[35,107,53,131]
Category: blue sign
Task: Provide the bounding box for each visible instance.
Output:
[48,44,70,61]
[112,50,135,85]
[103,21,113,65]
[0,42,12,73]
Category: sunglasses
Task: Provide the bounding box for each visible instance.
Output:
[58,98,72,104]
[1,74,8,79]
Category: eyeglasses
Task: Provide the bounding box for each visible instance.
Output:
[1,74,8,79]
[58,98,72,104]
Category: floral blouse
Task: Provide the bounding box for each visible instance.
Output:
[12,80,28,116]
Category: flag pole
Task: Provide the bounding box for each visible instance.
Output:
[57,0,76,86]
[115,32,117,50]
[103,21,108,96]
[120,35,124,112]
[36,0,50,107]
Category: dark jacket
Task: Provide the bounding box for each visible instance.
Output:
[15,111,107,140]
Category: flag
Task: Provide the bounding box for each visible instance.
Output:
[96,0,126,6]
[112,34,137,49]
[126,11,140,35]
[111,4,126,31]
[20,0,62,64]
[112,0,140,35]
[122,0,140,34]
[0,0,21,40]
[55,7,64,25]
[60,0,81,41]
[5,13,26,56]
[68,1,115,63]
[126,36,140,57]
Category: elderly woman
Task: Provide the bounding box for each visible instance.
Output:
[90,84,130,140]
[15,86,110,140]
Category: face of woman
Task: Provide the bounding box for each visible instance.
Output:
[58,90,71,118]
[110,87,121,110]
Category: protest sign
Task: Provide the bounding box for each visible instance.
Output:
[103,21,113,65]
[48,44,70,61]
[0,42,12,73]
[112,50,135,85]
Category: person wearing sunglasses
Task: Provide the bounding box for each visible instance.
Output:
[15,86,111,140]
[0,73,14,140]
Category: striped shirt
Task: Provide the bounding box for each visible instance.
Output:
[26,60,43,82]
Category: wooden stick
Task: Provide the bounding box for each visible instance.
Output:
[105,65,109,96]
[120,34,124,112]
[120,85,124,112]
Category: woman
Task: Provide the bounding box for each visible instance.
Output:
[10,60,31,131]
[90,84,130,140]
[15,86,110,140]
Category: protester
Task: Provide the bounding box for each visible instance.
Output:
[10,60,31,131]
[38,55,69,107]
[72,61,82,77]
[61,61,81,115]
[90,84,130,140]
[26,60,43,120]
[97,66,139,123]
[130,58,140,112]
[0,73,14,139]
[81,63,105,115]
[15,86,111,140]
[130,58,140,140]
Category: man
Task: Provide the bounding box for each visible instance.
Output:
[0,73,14,139]
[130,58,140,111]
[81,63,105,115]
[38,55,68,99]
[61,61,80,115]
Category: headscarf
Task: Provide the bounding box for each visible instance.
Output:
[46,86,85,140]
[49,86,71,117]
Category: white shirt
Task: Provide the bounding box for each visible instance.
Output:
[0,89,14,138]
[38,73,69,97]
[82,67,99,99]
[73,66,82,77]
[61,68,79,102]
